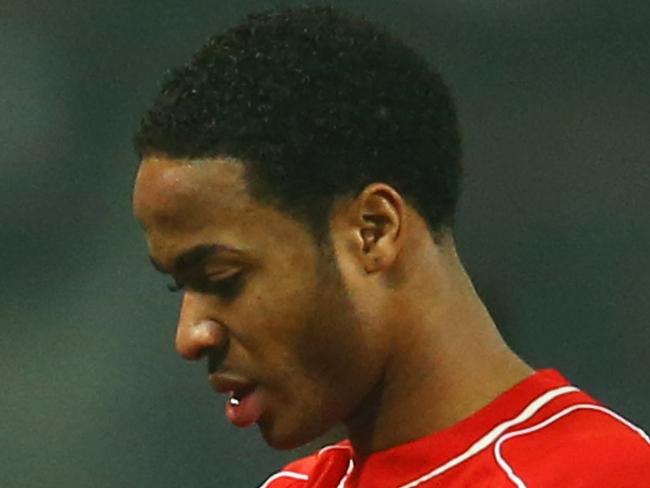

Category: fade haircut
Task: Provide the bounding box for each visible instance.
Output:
[134,5,462,243]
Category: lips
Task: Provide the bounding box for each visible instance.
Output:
[209,373,255,397]
[209,374,264,427]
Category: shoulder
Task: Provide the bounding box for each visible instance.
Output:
[498,403,650,486]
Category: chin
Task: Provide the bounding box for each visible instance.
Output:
[258,413,333,451]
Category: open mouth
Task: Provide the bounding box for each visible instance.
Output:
[209,373,264,428]
[228,385,255,405]
[225,386,263,427]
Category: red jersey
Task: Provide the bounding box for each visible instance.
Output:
[260,370,650,487]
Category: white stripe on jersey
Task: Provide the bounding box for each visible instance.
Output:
[318,444,352,457]
[259,444,351,487]
[335,458,355,488]
[398,385,579,488]
[494,403,650,488]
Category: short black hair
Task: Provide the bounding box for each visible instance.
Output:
[134,5,462,242]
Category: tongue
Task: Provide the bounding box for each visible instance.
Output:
[225,389,263,427]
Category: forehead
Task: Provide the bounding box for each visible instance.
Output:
[134,154,249,215]
[132,154,315,270]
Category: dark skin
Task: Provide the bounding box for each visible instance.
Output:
[132,154,533,455]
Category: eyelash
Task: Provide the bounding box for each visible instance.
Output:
[167,281,184,293]
[166,273,243,298]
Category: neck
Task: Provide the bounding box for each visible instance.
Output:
[343,240,533,456]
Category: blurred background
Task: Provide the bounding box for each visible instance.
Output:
[1,0,649,486]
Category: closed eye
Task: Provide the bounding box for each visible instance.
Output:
[167,272,245,300]
[201,272,244,299]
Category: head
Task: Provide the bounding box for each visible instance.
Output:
[132,6,462,449]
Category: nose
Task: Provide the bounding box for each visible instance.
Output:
[175,291,228,360]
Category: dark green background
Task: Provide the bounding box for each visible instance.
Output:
[2,1,648,486]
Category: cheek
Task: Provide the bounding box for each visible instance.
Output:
[224,270,323,383]
[293,282,372,398]
[255,284,380,448]
[235,262,378,409]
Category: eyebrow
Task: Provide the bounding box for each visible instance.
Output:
[149,243,236,276]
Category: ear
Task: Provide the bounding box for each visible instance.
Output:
[349,183,405,274]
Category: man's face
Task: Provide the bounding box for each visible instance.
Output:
[132,155,383,449]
